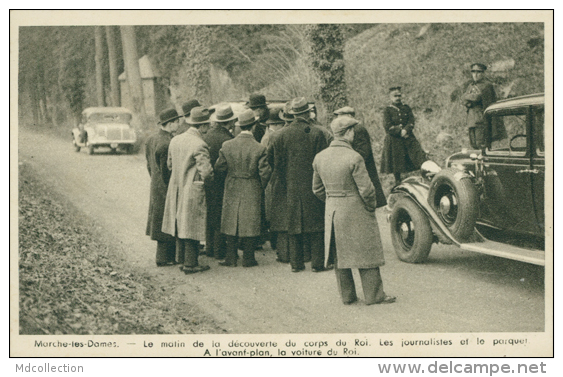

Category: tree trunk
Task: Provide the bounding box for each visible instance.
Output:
[105,26,120,107]
[120,26,147,129]
[94,26,105,107]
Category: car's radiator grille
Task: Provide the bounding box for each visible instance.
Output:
[107,128,122,140]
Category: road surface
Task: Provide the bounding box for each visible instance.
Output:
[18,129,546,334]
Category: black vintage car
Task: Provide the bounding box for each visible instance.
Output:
[387,93,545,265]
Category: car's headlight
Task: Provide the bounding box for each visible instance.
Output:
[421,160,441,180]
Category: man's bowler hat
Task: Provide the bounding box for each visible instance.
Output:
[246,93,268,109]
[158,108,182,125]
[182,99,201,117]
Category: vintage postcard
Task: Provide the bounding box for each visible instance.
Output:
[10,9,553,363]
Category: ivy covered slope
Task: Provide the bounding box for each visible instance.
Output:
[18,162,224,335]
[345,23,545,166]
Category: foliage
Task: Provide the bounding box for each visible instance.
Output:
[345,23,545,171]
[307,24,348,114]
[19,163,224,335]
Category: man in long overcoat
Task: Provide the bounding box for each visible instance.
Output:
[270,97,328,273]
[260,105,285,252]
[313,116,396,305]
[145,108,181,266]
[265,103,293,263]
[380,86,427,184]
[214,109,272,267]
[202,103,236,260]
[461,63,505,148]
[162,107,213,274]
[334,106,387,208]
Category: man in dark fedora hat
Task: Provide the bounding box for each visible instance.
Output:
[259,105,286,254]
[215,109,272,267]
[145,108,182,267]
[333,106,387,209]
[201,103,236,260]
[270,97,328,273]
[461,63,505,147]
[162,106,213,274]
[246,93,269,143]
[175,99,202,135]
[380,86,427,185]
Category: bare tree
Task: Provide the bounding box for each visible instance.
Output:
[120,25,147,127]
[94,26,105,107]
[105,26,120,107]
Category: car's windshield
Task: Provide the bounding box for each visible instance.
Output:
[88,113,131,124]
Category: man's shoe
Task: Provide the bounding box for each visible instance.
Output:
[343,298,358,305]
[374,295,396,305]
[242,260,258,267]
[182,265,211,274]
[291,266,305,273]
[218,261,237,267]
[325,264,334,270]
[311,267,328,273]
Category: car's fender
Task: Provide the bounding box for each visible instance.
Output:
[388,177,460,246]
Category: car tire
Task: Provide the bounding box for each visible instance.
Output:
[428,168,478,241]
[88,144,95,155]
[390,196,433,263]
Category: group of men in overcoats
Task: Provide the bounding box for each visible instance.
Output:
[144,61,500,306]
[145,92,400,305]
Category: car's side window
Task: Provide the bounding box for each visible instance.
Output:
[488,110,527,156]
[532,107,544,155]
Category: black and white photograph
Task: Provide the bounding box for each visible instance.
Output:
[10,10,553,361]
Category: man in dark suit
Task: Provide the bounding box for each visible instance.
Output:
[145,108,182,266]
[246,93,269,143]
[214,109,272,267]
[333,106,387,208]
[270,97,328,273]
[202,103,236,260]
[176,99,201,136]
[380,86,426,185]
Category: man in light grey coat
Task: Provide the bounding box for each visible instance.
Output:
[313,116,396,305]
[162,107,213,274]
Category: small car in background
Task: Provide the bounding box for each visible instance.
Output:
[387,93,545,266]
[72,107,136,155]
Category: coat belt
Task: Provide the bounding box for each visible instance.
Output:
[326,190,354,197]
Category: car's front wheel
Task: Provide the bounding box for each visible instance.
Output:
[390,196,433,263]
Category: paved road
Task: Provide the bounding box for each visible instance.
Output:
[18,129,546,334]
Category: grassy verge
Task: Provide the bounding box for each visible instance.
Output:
[18,162,225,335]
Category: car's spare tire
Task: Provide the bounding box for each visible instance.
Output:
[428,168,478,241]
[390,196,433,263]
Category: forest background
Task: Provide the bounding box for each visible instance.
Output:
[18,23,545,178]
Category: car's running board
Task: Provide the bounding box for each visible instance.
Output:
[458,239,545,266]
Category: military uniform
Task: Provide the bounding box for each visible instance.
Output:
[461,78,505,147]
[380,102,426,175]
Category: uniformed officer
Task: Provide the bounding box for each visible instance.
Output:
[380,86,426,184]
[461,63,505,147]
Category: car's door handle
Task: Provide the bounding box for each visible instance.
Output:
[516,169,540,174]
